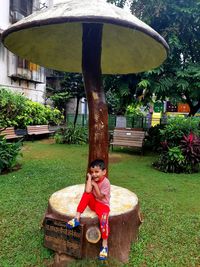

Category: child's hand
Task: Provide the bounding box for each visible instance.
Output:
[87,173,92,180]
[91,180,97,187]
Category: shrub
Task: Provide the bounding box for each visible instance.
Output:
[0,88,63,128]
[153,146,185,173]
[153,117,200,173]
[145,124,165,151]
[54,124,88,144]
[153,133,200,173]
[0,88,26,128]
[0,136,22,174]
[160,117,200,147]
[180,133,200,173]
[19,100,63,127]
[44,105,63,126]
[126,104,144,117]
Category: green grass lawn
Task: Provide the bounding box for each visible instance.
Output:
[0,139,199,267]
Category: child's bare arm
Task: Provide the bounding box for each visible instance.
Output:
[91,181,105,199]
[85,173,93,193]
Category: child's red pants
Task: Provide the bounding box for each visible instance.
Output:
[77,192,110,239]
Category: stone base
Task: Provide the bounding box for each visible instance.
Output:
[54,253,75,267]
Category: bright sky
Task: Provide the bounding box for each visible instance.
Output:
[53,0,67,3]
[52,0,131,11]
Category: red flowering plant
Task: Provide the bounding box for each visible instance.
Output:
[153,117,200,173]
[180,132,200,173]
[160,140,169,151]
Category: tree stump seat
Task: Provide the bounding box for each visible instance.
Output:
[43,184,141,263]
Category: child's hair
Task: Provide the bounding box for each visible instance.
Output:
[89,159,106,170]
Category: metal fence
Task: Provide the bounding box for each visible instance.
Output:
[66,114,166,130]
[66,114,200,130]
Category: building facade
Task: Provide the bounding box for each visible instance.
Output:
[0,0,53,103]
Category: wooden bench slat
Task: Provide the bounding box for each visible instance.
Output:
[110,128,145,154]
[0,127,23,140]
[114,132,145,136]
[111,137,144,141]
[111,142,143,146]
[27,125,55,136]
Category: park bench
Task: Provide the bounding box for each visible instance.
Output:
[110,128,146,154]
[0,127,24,140]
[27,125,55,138]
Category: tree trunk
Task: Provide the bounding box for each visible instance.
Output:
[185,94,200,116]
[73,97,80,127]
[82,23,109,171]
[43,184,142,264]
[188,101,200,116]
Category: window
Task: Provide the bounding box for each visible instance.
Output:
[10,0,33,22]
[17,57,29,69]
[17,57,39,71]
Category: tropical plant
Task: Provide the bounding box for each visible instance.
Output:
[153,146,185,173]
[0,88,63,128]
[50,91,71,117]
[153,117,200,173]
[22,101,63,126]
[0,88,26,129]
[145,124,165,151]
[159,117,200,147]
[103,74,139,115]
[111,0,199,115]
[180,133,200,173]
[0,136,22,174]
[54,124,88,144]
[47,72,85,125]
[126,104,144,117]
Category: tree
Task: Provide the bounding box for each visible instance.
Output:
[103,74,139,114]
[50,1,200,118]
[59,73,85,126]
[129,0,200,116]
[47,72,85,126]
[50,92,72,119]
[107,0,126,8]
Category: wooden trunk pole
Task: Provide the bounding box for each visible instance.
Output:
[82,23,109,170]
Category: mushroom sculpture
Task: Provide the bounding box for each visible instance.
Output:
[2,0,168,170]
[2,0,169,263]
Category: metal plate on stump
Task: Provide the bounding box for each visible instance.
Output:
[44,218,84,258]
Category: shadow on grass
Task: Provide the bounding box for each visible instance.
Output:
[68,257,123,267]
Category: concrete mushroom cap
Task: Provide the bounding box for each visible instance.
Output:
[2,0,169,74]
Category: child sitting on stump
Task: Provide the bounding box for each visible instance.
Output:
[67,159,111,260]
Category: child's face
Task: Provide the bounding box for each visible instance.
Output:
[90,165,106,182]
